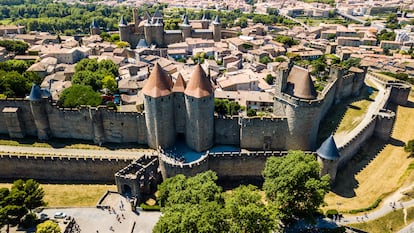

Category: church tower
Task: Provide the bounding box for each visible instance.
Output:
[142,63,175,149]
[184,64,214,152]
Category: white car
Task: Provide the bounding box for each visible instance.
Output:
[54,212,67,219]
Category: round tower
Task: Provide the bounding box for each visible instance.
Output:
[119,15,130,43]
[316,135,340,184]
[201,14,210,29]
[142,63,175,149]
[172,73,186,134]
[283,66,320,150]
[212,15,221,42]
[180,15,192,41]
[153,18,164,47]
[184,64,214,152]
[28,84,51,140]
[90,18,100,35]
[144,18,153,46]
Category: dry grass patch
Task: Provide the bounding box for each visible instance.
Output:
[335,88,377,134]
[323,96,414,213]
[348,207,414,233]
[0,183,116,207]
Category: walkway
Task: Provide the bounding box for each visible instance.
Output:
[0,145,157,160]
[339,183,414,224]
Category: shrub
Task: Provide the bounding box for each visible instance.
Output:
[325,209,338,219]
[247,108,257,117]
[405,140,414,156]
[140,203,161,211]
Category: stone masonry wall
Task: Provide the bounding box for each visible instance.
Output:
[0,154,133,183]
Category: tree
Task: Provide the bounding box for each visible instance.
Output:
[154,171,227,233]
[263,150,330,223]
[225,185,275,233]
[10,179,45,212]
[58,84,101,108]
[377,29,396,42]
[265,74,274,85]
[0,179,46,232]
[259,55,271,65]
[72,58,118,91]
[102,75,117,93]
[36,220,61,233]
[273,35,299,47]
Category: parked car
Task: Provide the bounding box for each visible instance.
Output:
[54,212,67,219]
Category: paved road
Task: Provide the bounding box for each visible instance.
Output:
[0,145,157,159]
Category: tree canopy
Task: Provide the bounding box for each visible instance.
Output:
[57,84,101,108]
[0,60,41,98]
[263,150,330,223]
[214,99,242,116]
[0,179,46,230]
[273,35,299,47]
[0,40,29,55]
[72,58,118,91]
[154,171,276,233]
[36,220,61,233]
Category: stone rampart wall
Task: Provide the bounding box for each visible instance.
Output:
[0,99,37,136]
[239,117,288,150]
[0,154,133,183]
[214,116,240,145]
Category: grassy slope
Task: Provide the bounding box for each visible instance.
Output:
[323,94,414,213]
[0,183,116,207]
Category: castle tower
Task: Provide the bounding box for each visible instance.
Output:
[28,84,51,140]
[133,8,140,32]
[180,15,192,41]
[119,15,130,43]
[316,135,340,184]
[212,15,221,42]
[201,14,210,29]
[153,18,164,47]
[144,18,153,46]
[283,66,320,150]
[172,73,186,134]
[90,18,100,35]
[184,64,214,152]
[142,63,175,149]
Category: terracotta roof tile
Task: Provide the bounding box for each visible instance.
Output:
[172,73,186,93]
[142,63,172,98]
[184,64,213,98]
[285,66,317,100]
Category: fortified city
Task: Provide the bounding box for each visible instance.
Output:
[0,0,413,232]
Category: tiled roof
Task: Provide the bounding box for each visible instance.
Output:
[142,63,172,98]
[285,65,317,99]
[184,64,213,98]
[316,135,340,160]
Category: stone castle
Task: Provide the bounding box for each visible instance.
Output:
[0,59,411,199]
[116,9,224,48]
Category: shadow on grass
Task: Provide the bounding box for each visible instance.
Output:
[0,134,149,150]
[330,136,387,198]
[401,100,414,108]
[317,85,375,147]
